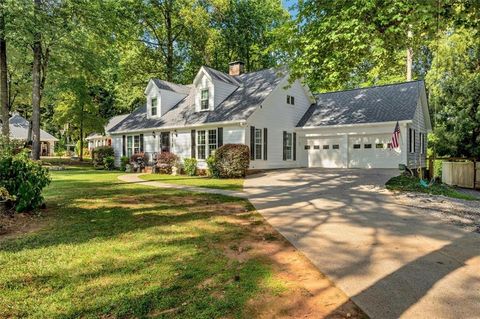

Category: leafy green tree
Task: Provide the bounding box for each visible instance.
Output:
[426,28,480,158]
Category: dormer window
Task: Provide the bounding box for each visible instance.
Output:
[201,89,209,110]
[151,97,158,116]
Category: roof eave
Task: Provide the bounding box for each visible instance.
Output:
[296,120,413,130]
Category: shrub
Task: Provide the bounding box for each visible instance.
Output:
[0,153,51,212]
[120,156,129,171]
[156,152,179,174]
[215,144,250,178]
[104,156,115,170]
[130,153,146,172]
[92,146,114,168]
[206,154,220,178]
[183,158,197,176]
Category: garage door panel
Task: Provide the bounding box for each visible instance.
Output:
[348,134,401,169]
[307,137,345,168]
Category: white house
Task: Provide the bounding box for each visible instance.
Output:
[109,61,431,170]
[86,114,129,150]
[1,113,58,156]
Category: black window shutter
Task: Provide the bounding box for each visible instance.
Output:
[139,134,144,152]
[122,135,126,156]
[263,128,268,160]
[293,132,297,161]
[218,127,223,147]
[282,131,287,161]
[250,126,255,160]
[191,129,196,158]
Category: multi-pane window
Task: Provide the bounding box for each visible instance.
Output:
[364,144,372,149]
[409,128,416,153]
[255,128,262,160]
[208,129,217,155]
[420,132,426,154]
[285,133,293,160]
[332,144,340,149]
[201,89,209,110]
[313,145,320,150]
[305,145,311,150]
[353,144,361,149]
[151,97,158,116]
[197,130,206,159]
[127,135,140,157]
[286,95,295,105]
[322,145,329,150]
[376,143,384,149]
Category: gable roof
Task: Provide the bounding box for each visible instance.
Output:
[1,114,58,141]
[152,79,191,94]
[110,67,287,133]
[297,80,425,127]
[202,66,240,86]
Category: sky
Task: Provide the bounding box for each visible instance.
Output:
[282,0,298,17]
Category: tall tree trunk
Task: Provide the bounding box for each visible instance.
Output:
[31,0,42,160]
[0,6,9,138]
[165,0,173,82]
[79,103,84,161]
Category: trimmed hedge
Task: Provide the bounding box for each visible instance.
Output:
[183,158,197,176]
[215,144,250,178]
[156,152,179,174]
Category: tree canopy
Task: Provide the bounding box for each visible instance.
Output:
[0,0,478,158]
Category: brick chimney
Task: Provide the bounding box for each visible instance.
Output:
[228,61,245,76]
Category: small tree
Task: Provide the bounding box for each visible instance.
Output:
[215,144,250,178]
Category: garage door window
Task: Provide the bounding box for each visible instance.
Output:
[323,145,329,150]
[364,144,372,149]
[376,143,384,149]
[305,145,310,150]
[314,145,320,149]
[353,144,361,149]
[332,144,339,149]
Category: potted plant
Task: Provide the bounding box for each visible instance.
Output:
[0,187,16,215]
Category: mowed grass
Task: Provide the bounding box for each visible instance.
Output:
[386,174,479,200]
[0,169,280,318]
[140,173,244,191]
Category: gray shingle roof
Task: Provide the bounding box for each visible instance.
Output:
[86,114,130,139]
[152,79,191,94]
[297,80,424,127]
[1,114,58,141]
[110,67,286,133]
[203,66,240,86]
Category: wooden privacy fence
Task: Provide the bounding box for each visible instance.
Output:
[440,159,479,189]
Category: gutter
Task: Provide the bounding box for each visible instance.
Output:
[109,120,247,135]
[296,120,412,131]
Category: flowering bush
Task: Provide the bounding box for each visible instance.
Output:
[215,144,250,178]
[156,152,179,174]
[92,146,114,168]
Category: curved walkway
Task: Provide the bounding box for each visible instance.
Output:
[117,173,248,199]
[244,168,480,319]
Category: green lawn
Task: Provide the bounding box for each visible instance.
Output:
[0,169,281,318]
[386,174,479,201]
[140,173,244,191]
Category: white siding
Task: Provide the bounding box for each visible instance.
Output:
[224,126,245,144]
[172,130,191,160]
[247,78,313,169]
[407,98,428,168]
[112,135,122,167]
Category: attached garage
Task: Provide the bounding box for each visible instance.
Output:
[296,81,432,170]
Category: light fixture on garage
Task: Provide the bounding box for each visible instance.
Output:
[152,131,156,138]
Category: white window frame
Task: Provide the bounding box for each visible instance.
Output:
[286,95,295,105]
[200,89,209,110]
[151,97,158,116]
[208,129,217,156]
[255,128,262,160]
[126,134,141,157]
[285,132,293,160]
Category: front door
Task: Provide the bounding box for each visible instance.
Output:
[160,132,170,152]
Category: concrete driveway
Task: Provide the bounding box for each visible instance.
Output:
[244,168,480,319]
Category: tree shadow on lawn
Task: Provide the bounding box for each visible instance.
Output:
[0,182,269,318]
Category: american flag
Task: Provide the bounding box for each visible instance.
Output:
[390,121,401,148]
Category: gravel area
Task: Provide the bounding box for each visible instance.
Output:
[390,191,480,232]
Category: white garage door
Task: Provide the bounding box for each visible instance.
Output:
[348,134,401,168]
[306,137,345,168]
